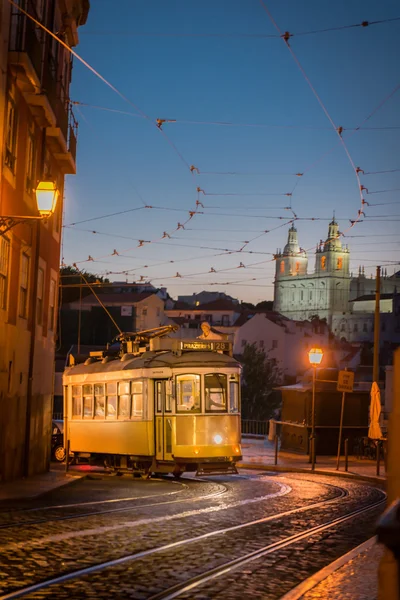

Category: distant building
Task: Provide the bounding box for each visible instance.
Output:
[233,312,330,381]
[62,291,166,348]
[0,0,89,482]
[274,220,400,332]
[165,298,241,330]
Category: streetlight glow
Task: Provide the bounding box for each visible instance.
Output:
[308,347,324,366]
[35,181,59,217]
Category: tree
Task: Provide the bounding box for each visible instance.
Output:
[255,300,273,311]
[240,343,281,421]
[59,265,109,304]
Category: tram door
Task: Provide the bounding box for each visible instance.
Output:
[155,380,173,462]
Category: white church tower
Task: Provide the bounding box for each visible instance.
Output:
[274,218,351,326]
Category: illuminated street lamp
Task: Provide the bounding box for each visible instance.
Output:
[308,347,324,471]
[0,180,59,235]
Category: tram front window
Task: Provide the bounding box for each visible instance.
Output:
[205,374,227,412]
[176,375,200,413]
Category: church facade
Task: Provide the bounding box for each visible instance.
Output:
[273,220,399,330]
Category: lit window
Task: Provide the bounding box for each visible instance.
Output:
[106,382,117,418]
[72,385,82,417]
[295,262,300,273]
[94,383,105,418]
[37,267,44,325]
[118,381,131,419]
[229,380,240,413]
[19,253,30,318]
[48,278,56,330]
[280,261,285,274]
[321,256,326,270]
[205,373,227,412]
[176,374,201,413]
[131,381,143,417]
[5,95,17,172]
[0,237,10,310]
[337,257,343,270]
[83,384,93,418]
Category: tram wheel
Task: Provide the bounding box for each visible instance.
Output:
[54,445,66,463]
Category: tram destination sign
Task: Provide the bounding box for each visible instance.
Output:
[180,340,231,352]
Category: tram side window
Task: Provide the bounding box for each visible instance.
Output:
[72,385,82,417]
[176,375,200,413]
[83,384,94,418]
[229,380,240,413]
[205,374,227,412]
[94,383,105,418]
[106,382,117,418]
[118,381,131,419]
[131,381,143,418]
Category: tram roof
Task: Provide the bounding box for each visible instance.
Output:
[64,350,240,377]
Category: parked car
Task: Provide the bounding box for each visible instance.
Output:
[51,420,66,462]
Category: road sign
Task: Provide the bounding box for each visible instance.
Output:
[337,370,354,393]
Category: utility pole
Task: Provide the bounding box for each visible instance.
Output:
[373,266,381,383]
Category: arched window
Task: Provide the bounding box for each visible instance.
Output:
[280,261,285,274]
[337,257,343,270]
[321,256,326,270]
[295,261,300,273]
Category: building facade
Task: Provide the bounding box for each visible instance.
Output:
[274,220,399,333]
[0,0,89,481]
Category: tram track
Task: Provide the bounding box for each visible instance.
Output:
[0,478,228,531]
[148,495,386,600]
[0,478,381,600]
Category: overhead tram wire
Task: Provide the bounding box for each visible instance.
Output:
[72,101,400,133]
[80,17,400,39]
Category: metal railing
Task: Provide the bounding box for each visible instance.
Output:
[241,420,268,436]
[52,412,63,421]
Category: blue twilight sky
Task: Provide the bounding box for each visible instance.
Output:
[63,0,400,303]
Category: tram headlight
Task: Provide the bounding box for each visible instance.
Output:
[213,434,223,444]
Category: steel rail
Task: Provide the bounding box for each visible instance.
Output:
[0,482,357,600]
[150,496,386,600]
[0,481,227,531]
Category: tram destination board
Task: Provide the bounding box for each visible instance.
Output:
[180,340,231,352]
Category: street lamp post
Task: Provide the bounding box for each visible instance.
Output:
[308,348,324,471]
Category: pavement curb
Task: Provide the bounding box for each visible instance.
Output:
[237,462,386,486]
[279,536,378,600]
[0,471,87,502]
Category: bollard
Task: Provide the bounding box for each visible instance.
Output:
[377,441,381,477]
[65,439,70,473]
[344,438,349,472]
[274,434,279,465]
[311,436,316,471]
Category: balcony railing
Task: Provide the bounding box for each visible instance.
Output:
[68,106,78,164]
[42,56,69,140]
[9,5,44,83]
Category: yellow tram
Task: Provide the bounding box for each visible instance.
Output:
[63,328,242,477]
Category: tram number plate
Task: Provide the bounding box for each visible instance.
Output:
[180,341,231,352]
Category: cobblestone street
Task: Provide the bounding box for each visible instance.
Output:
[0,469,385,599]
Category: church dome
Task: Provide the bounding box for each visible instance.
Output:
[283,224,307,257]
